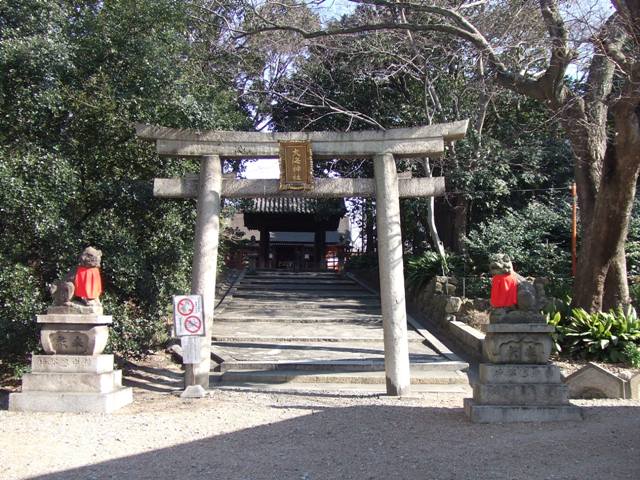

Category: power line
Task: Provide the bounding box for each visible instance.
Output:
[446,186,572,195]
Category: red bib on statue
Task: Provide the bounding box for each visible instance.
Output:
[490,273,518,308]
[74,266,103,299]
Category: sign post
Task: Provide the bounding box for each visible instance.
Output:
[173,295,207,397]
[174,295,205,338]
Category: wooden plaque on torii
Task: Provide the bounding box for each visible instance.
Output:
[279,141,313,191]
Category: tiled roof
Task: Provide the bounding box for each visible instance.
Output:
[244,198,346,215]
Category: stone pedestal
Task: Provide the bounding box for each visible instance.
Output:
[9,307,133,413]
[465,322,582,423]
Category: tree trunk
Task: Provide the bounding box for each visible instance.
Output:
[421,158,446,259]
[365,200,375,255]
[559,113,600,231]
[573,165,636,310]
[573,100,640,310]
[452,194,468,254]
[602,254,629,311]
[555,101,633,310]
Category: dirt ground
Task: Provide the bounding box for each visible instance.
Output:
[1,354,639,480]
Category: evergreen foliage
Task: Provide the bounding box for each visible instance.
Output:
[0,0,250,361]
[464,200,572,279]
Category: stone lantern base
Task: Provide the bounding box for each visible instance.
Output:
[9,308,132,413]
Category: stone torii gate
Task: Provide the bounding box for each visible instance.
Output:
[136,120,468,396]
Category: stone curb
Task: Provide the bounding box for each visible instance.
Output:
[446,320,485,360]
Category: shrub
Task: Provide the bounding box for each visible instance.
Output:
[630,279,640,309]
[102,293,170,359]
[460,276,492,299]
[622,343,640,368]
[545,278,573,301]
[545,296,572,353]
[626,199,640,276]
[346,253,378,270]
[464,200,571,279]
[557,307,640,363]
[405,250,466,291]
[0,256,46,360]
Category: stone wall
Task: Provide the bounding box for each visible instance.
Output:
[409,276,487,359]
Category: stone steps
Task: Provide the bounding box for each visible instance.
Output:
[210,269,469,392]
[231,291,378,299]
[246,270,341,277]
[211,321,404,342]
[239,278,358,285]
[221,300,381,309]
[214,316,383,324]
[233,285,363,298]
[213,359,468,373]
[213,335,429,344]
[213,382,471,394]
[234,284,365,291]
[210,369,469,385]
[211,340,447,365]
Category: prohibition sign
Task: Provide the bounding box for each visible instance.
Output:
[177,297,195,316]
[184,316,202,334]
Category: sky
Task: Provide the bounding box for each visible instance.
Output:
[243,0,357,181]
[244,158,280,179]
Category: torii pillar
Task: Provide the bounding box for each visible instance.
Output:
[186,155,222,388]
[375,153,410,396]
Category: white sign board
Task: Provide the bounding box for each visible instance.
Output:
[173,295,205,336]
[181,336,202,364]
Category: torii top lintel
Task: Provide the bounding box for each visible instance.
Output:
[135,120,468,159]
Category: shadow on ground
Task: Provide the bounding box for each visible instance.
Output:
[23,402,640,480]
[123,363,183,394]
[0,389,9,410]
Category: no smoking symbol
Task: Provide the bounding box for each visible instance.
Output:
[183,316,202,334]
[177,298,194,316]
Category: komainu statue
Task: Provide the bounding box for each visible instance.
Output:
[51,247,103,307]
[489,253,547,323]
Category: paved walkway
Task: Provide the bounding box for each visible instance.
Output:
[210,270,469,393]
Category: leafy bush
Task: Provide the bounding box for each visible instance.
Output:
[555,307,640,363]
[626,242,640,277]
[464,200,572,279]
[102,293,169,359]
[626,199,640,276]
[460,276,492,300]
[346,253,378,271]
[545,297,572,353]
[622,343,640,368]
[0,0,251,363]
[406,251,447,289]
[629,279,640,309]
[545,278,573,301]
[0,255,46,360]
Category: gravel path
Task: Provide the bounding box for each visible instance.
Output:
[2,382,639,480]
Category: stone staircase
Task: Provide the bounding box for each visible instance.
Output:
[210,270,470,393]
